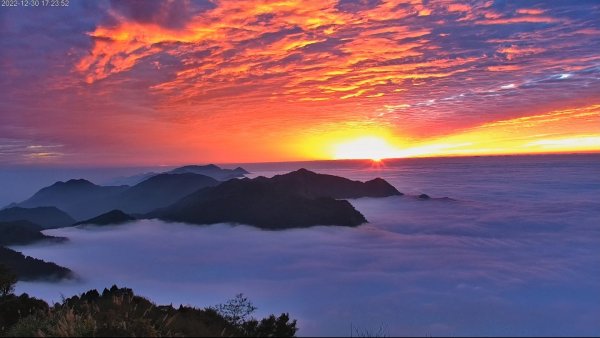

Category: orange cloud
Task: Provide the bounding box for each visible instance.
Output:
[516,8,545,15]
[481,105,600,129]
[477,15,560,25]
[33,0,595,165]
[74,0,452,112]
[497,45,545,60]
[447,4,471,12]
[487,65,522,72]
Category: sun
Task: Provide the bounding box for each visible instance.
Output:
[332,136,399,161]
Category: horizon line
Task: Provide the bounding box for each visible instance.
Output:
[1,150,599,169]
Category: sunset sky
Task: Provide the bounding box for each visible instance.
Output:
[1,0,599,165]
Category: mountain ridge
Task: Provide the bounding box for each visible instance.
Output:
[74,209,135,226]
[152,168,402,229]
[0,206,75,229]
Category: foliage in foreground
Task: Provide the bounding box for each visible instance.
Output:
[0,266,297,337]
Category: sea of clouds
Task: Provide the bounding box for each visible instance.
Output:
[10,155,600,336]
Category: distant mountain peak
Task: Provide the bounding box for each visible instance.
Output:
[17,180,129,220]
[74,209,135,226]
[151,172,213,179]
[53,178,97,188]
[233,167,250,174]
[130,172,218,188]
[176,164,220,170]
[166,164,249,180]
[0,206,76,229]
[290,168,315,175]
[271,168,402,198]
[16,170,219,221]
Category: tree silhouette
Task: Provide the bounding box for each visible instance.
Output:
[0,264,17,297]
[214,293,257,327]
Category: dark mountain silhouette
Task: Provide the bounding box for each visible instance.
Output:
[14,168,399,229]
[151,169,400,229]
[114,173,219,214]
[0,206,75,229]
[233,166,250,174]
[0,220,71,282]
[157,189,366,229]
[167,164,249,180]
[268,168,402,198]
[0,220,66,246]
[106,164,249,186]
[17,179,128,220]
[0,246,72,281]
[15,174,219,221]
[74,210,135,226]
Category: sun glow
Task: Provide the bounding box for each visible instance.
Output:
[289,104,600,164]
[332,136,400,161]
